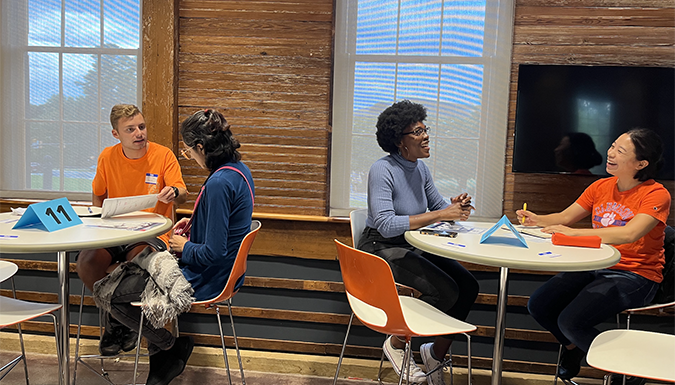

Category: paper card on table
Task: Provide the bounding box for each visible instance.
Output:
[480,215,528,248]
[13,197,83,232]
[101,194,158,219]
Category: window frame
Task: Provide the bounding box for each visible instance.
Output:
[330,0,515,219]
[0,0,142,201]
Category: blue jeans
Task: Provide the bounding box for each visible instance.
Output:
[528,269,658,352]
[358,227,479,333]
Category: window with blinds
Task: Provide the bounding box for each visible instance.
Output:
[331,0,515,218]
[0,0,141,199]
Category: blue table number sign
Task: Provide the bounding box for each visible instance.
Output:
[480,215,529,248]
[13,197,83,231]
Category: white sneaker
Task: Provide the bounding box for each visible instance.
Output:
[420,342,452,385]
[382,336,427,383]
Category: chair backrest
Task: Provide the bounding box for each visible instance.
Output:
[194,220,261,306]
[349,209,368,248]
[335,240,411,336]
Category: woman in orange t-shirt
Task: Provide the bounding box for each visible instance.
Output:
[517,128,671,382]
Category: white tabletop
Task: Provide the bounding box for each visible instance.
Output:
[0,211,172,254]
[0,260,18,283]
[587,329,675,382]
[405,221,620,271]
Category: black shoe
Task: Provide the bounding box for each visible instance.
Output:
[146,336,195,385]
[99,324,138,356]
[99,329,122,356]
[610,374,647,385]
[558,346,585,380]
[119,329,139,352]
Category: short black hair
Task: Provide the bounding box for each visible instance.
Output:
[375,100,427,154]
[626,128,664,181]
[180,109,241,171]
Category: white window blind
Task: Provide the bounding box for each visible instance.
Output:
[0,0,141,200]
[331,0,514,219]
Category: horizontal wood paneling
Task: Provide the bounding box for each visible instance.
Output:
[176,0,334,216]
[505,1,675,225]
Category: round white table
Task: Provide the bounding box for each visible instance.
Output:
[0,210,172,385]
[405,221,620,385]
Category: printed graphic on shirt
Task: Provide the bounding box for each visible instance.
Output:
[592,201,633,228]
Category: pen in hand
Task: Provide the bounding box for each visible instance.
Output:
[521,203,527,225]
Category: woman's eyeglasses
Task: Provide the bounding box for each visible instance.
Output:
[402,126,431,137]
[180,145,192,160]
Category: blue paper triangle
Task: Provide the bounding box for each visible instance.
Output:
[13,197,83,231]
[480,215,528,248]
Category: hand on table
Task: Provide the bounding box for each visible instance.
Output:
[541,224,576,236]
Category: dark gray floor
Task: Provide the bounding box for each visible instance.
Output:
[0,352,383,385]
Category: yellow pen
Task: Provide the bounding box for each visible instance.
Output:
[521,203,527,225]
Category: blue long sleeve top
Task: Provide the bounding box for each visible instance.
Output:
[365,153,448,238]
[180,162,254,301]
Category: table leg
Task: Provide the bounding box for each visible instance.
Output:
[57,251,69,385]
[491,267,509,385]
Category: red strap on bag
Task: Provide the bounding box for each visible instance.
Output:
[551,233,602,248]
[179,166,254,238]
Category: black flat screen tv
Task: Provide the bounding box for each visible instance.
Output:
[513,65,674,180]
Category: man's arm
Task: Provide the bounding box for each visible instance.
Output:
[92,191,107,208]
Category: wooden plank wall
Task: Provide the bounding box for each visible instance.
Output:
[503,0,675,225]
[175,0,334,216]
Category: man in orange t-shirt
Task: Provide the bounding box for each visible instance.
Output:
[76,104,187,356]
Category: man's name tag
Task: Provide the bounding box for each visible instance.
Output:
[13,197,83,232]
[145,173,158,185]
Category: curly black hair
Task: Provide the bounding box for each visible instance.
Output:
[626,128,664,181]
[376,100,427,154]
[180,109,241,171]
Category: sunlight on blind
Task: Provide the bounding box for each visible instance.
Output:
[331,0,514,218]
[1,0,141,197]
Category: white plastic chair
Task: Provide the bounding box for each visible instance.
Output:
[587,329,675,384]
[350,208,368,248]
[0,260,62,384]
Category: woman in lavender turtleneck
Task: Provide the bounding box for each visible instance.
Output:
[357,100,479,385]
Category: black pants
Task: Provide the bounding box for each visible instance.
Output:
[358,227,479,335]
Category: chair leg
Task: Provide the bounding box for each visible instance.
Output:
[377,336,387,385]
[216,306,233,385]
[464,332,472,385]
[132,312,145,385]
[50,313,62,385]
[226,300,246,385]
[604,373,612,385]
[10,277,30,385]
[553,344,562,385]
[333,312,354,385]
[72,284,86,385]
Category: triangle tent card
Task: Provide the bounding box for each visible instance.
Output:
[480,215,528,248]
[13,197,83,232]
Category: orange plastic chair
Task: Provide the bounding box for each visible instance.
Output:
[190,220,261,385]
[128,220,261,385]
[334,240,476,385]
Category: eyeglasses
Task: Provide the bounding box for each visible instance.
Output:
[402,126,430,137]
[180,144,193,160]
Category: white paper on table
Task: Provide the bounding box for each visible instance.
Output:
[101,194,158,219]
